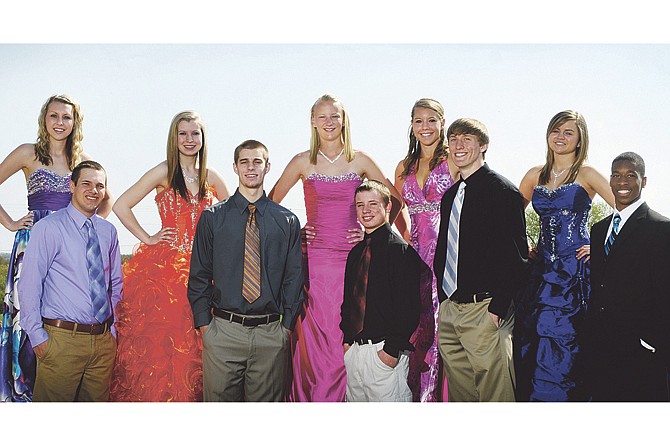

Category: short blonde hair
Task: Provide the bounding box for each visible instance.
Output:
[234,139,269,163]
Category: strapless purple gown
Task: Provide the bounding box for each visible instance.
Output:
[0,168,72,402]
[402,160,454,402]
[289,172,362,402]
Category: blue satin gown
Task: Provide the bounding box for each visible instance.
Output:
[515,183,592,401]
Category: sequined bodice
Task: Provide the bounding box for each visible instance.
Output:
[402,160,454,215]
[26,168,72,211]
[303,172,362,251]
[156,186,216,252]
[532,183,592,262]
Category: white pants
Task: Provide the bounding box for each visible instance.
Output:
[344,340,411,402]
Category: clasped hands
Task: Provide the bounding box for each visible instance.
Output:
[302,225,364,245]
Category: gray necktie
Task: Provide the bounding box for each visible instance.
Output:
[443,182,466,298]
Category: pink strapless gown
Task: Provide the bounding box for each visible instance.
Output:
[289,172,362,402]
[402,160,454,402]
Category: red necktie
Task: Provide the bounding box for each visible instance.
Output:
[351,237,372,335]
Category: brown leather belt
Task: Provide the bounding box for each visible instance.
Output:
[42,317,113,335]
[212,309,280,327]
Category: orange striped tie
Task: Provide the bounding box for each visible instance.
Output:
[242,204,261,303]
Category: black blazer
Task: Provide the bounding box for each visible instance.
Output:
[433,164,529,318]
[588,202,670,364]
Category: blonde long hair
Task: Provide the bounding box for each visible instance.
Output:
[166,111,208,201]
[309,94,354,164]
[538,110,589,186]
[34,94,84,170]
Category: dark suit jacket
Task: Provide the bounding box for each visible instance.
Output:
[433,164,528,318]
[587,202,670,400]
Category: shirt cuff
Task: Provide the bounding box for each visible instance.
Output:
[382,340,401,358]
[193,311,213,329]
[28,328,49,348]
[282,306,301,331]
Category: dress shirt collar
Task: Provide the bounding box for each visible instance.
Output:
[231,188,269,216]
[613,197,645,231]
[363,222,392,243]
[65,202,98,229]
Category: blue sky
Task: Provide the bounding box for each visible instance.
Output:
[2,44,669,252]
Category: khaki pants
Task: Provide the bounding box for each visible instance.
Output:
[202,316,289,402]
[344,340,411,402]
[438,298,515,402]
[34,324,116,402]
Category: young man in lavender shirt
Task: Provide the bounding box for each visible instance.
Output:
[19,160,123,402]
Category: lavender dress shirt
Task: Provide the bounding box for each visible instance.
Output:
[18,203,124,347]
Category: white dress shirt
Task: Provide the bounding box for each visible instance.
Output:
[603,198,645,245]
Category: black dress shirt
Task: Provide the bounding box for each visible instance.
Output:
[340,223,421,358]
[187,189,304,330]
[433,164,529,318]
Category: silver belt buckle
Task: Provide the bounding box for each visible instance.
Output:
[473,292,488,304]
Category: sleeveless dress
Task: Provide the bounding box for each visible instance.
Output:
[515,183,591,401]
[402,160,454,402]
[290,172,362,402]
[109,186,216,402]
[0,168,72,402]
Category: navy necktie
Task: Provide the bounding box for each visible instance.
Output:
[604,213,621,256]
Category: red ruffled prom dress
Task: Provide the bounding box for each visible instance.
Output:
[110,186,216,402]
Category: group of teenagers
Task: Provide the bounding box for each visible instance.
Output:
[0,93,668,403]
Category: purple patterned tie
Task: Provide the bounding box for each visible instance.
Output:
[84,218,110,323]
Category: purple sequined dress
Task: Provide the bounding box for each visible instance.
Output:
[402,160,454,402]
[0,168,72,402]
[289,172,362,402]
